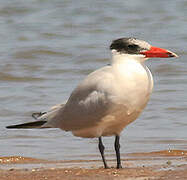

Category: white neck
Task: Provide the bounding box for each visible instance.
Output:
[111,50,147,65]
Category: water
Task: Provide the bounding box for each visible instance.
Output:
[0,0,187,161]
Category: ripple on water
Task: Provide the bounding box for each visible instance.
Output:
[0,72,45,82]
[13,49,72,60]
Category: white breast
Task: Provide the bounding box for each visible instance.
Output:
[111,56,153,110]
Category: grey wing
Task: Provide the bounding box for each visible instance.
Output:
[44,66,114,131]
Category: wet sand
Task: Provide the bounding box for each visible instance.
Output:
[1,150,187,180]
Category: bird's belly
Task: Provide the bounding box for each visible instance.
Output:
[72,109,140,138]
[99,102,147,136]
[72,100,148,138]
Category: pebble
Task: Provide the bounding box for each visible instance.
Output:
[166,160,172,166]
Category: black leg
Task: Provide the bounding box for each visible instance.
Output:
[114,135,122,169]
[98,137,109,169]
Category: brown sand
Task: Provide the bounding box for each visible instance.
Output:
[1,150,187,180]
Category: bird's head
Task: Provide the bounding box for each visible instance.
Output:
[110,37,178,61]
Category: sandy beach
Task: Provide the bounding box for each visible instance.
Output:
[1,150,187,180]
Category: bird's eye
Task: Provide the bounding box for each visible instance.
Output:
[127,44,139,50]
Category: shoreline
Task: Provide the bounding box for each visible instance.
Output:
[1,150,187,180]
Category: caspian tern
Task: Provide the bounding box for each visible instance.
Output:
[7,37,178,169]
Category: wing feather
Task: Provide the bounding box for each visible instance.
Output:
[44,66,114,130]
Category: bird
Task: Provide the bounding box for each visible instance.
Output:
[6,37,178,169]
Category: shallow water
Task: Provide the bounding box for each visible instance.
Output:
[1,150,187,170]
[0,0,187,161]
